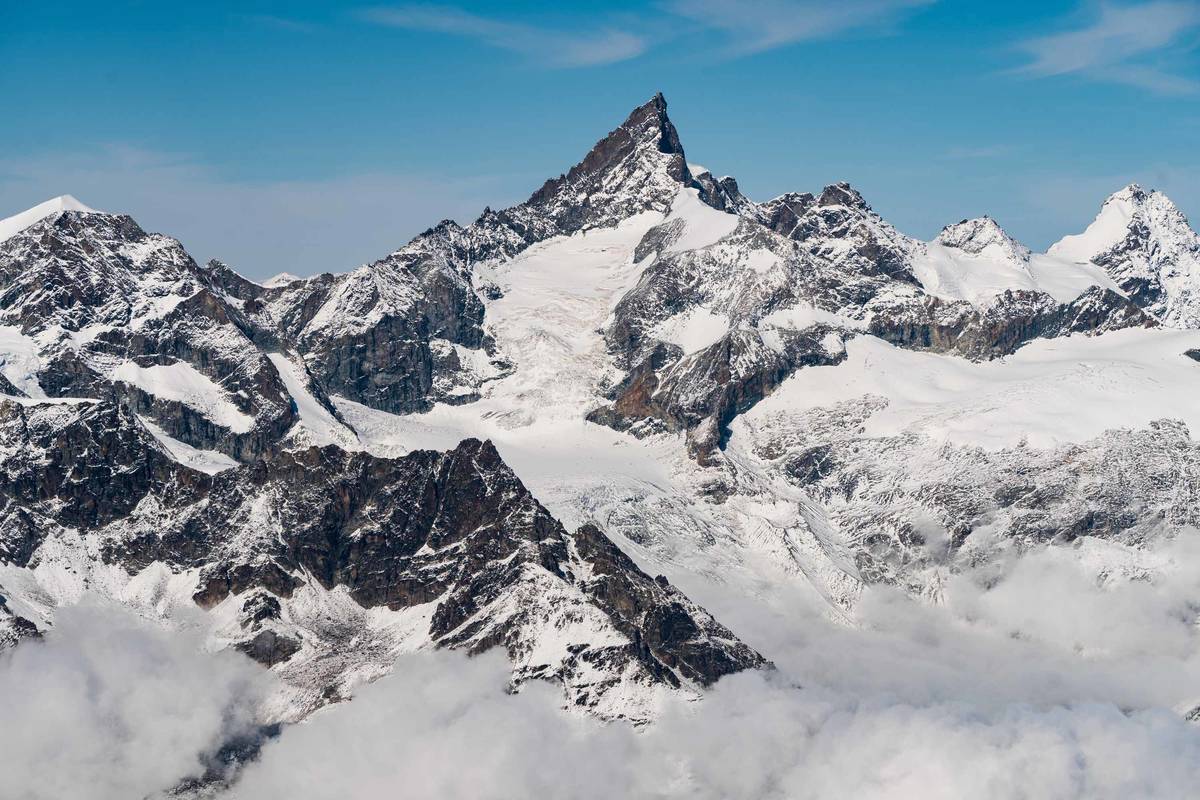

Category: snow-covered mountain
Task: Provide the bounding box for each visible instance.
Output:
[1050,183,1200,328]
[3,93,1200,782]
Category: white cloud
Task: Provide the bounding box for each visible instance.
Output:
[0,601,267,800]
[224,533,1200,799]
[0,145,511,280]
[5,536,1200,798]
[358,6,647,67]
[664,0,935,55]
[1015,1,1200,94]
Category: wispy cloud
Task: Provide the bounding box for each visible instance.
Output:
[1015,1,1200,94]
[358,5,647,68]
[663,0,935,55]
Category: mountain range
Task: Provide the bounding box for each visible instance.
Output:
[3,93,1200,785]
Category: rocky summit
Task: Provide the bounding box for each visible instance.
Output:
[3,93,1200,756]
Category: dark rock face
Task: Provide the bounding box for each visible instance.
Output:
[868,287,1157,360]
[0,590,40,649]
[0,211,298,461]
[591,327,847,463]
[236,630,301,667]
[568,523,767,686]
[0,401,764,713]
[255,222,493,415]
[0,399,204,566]
[175,94,714,420]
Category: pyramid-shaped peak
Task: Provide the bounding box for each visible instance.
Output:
[936,216,1031,261]
[627,91,680,151]
[521,93,693,221]
[0,195,101,244]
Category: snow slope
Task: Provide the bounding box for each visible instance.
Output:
[740,328,1200,450]
[0,195,96,244]
[1049,184,1200,328]
[1051,188,1140,264]
[110,360,255,433]
[266,352,358,448]
[911,217,1120,307]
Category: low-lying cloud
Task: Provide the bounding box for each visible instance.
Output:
[226,534,1200,799]
[7,535,1200,799]
[0,601,266,800]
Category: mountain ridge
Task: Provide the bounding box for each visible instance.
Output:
[2,94,1200,752]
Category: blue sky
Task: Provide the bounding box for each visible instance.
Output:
[2,1,1199,278]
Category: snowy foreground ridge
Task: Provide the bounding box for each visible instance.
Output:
[5,94,1200,798]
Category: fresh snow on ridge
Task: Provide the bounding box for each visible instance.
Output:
[0,326,46,397]
[652,306,730,354]
[1049,185,1141,264]
[109,360,255,433]
[741,328,1200,450]
[266,352,359,448]
[0,195,96,244]
[665,188,740,254]
[1049,184,1200,328]
[262,272,303,288]
[139,417,240,474]
[911,217,1120,307]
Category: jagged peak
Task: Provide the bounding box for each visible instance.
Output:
[763,191,816,207]
[526,92,690,208]
[818,182,868,210]
[935,216,1031,262]
[419,218,464,237]
[0,194,100,244]
[1107,183,1149,206]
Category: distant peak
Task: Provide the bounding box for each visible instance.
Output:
[0,194,101,245]
[47,194,96,214]
[936,216,1030,261]
[623,91,683,157]
[420,219,463,238]
[1050,182,1195,264]
[818,182,868,210]
[1109,183,1148,204]
[262,272,303,288]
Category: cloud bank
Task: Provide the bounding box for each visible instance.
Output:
[225,534,1200,799]
[6,536,1200,799]
[0,602,265,800]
